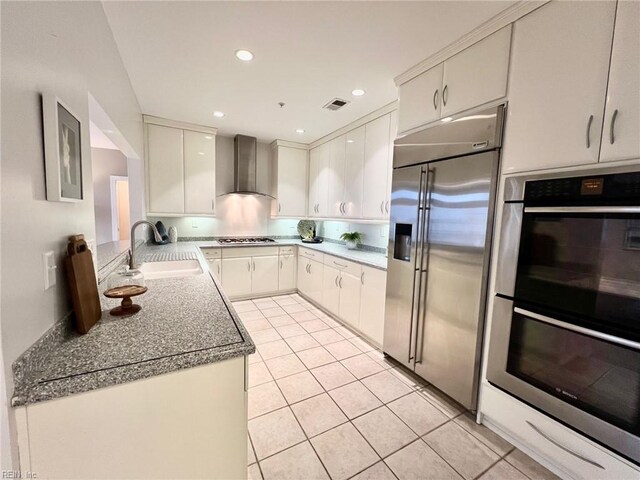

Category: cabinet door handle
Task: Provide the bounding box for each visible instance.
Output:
[586,114,594,149]
[360,271,365,285]
[525,421,605,470]
[280,260,283,269]
[442,85,448,106]
[334,261,347,268]
[278,203,281,213]
[217,264,220,275]
[211,200,215,211]
[338,276,343,288]
[247,262,251,271]
[308,263,312,274]
[335,275,339,287]
[609,109,618,144]
[385,201,389,214]
[433,89,439,110]
[380,201,384,214]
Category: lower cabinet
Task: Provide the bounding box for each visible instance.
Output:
[206,258,222,282]
[251,256,279,295]
[14,357,248,479]
[278,254,296,291]
[322,265,341,316]
[221,257,252,298]
[298,256,323,304]
[358,266,387,345]
[339,270,362,330]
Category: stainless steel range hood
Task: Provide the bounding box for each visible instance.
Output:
[219,134,272,197]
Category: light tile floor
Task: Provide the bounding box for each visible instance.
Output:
[236,294,560,480]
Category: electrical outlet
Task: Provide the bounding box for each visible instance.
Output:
[43,251,57,290]
[191,218,199,229]
[380,226,386,237]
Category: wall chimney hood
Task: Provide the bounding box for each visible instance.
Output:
[219,134,273,198]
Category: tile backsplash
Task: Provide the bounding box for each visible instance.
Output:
[149,196,389,249]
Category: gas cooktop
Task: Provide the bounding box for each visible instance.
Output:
[217,237,276,245]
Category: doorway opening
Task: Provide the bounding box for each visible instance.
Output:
[110,175,130,241]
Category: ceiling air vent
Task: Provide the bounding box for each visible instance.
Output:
[323,98,349,111]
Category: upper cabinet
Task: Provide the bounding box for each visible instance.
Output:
[501,1,617,173]
[145,116,217,216]
[363,113,392,219]
[441,26,511,118]
[599,0,640,164]
[147,124,185,214]
[397,26,511,135]
[271,142,308,217]
[308,142,329,218]
[397,64,443,134]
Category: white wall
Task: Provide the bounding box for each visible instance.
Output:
[0,1,142,469]
[92,147,128,245]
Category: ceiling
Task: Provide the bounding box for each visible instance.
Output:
[103,1,515,143]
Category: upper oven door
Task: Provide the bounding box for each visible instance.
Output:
[514,207,640,341]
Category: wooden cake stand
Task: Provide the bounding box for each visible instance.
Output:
[104,285,148,316]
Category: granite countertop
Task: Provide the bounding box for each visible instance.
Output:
[12,244,255,407]
[190,239,389,270]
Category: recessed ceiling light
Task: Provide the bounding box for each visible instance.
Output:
[346,139,355,143]
[296,129,305,134]
[213,111,225,118]
[235,49,254,61]
[198,152,205,155]
[204,135,213,140]
[441,117,453,123]
[351,89,366,97]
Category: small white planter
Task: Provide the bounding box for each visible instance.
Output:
[346,240,358,250]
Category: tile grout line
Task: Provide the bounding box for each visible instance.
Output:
[246,296,521,480]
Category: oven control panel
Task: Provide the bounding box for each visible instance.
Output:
[524,171,640,205]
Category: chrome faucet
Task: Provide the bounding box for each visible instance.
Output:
[130,220,163,269]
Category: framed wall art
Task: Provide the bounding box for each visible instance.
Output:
[42,92,83,202]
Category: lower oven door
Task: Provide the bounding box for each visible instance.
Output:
[487,296,640,463]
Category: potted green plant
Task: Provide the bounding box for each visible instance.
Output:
[340,231,363,250]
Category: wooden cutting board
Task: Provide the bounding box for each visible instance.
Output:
[65,234,101,334]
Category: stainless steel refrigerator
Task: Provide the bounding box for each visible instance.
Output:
[384,105,504,411]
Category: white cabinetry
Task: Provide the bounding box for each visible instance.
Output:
[321,265,341,316]
[440,26,511,118]
[147,124,184,214]
[271,142,308,217]
[278,247,297,292]
[145,117,217,216]
[14,357,247,479]
[344,126,366,218]
[358,266,387,345]
[202,248,222,282]
[220,247,283,299]
[183,130,216,214]
[297,248,324,303]
[397,27,511,135]
[308,143,329,217]
[363,114,392,219]
[502,1,616,173]
[221,257,252,298]
[251,256,279,296]
[338,269,361,329]
[327,136,347,218]
[599,0,640,164]
[397,64,443,134]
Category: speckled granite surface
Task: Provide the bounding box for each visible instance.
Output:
[12,244,255,407]
[190,239,389,270]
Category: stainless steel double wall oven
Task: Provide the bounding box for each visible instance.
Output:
[488,167,640,464]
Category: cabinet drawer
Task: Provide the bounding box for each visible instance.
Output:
[279,246,296,255]
[222,247,279,258]
[323,254,361,277]
[299,247,323,262]
[481,385,640,480]
[200,247,221,259]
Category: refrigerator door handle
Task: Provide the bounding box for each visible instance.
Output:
[409,168,429,363]
[414,167,434,365]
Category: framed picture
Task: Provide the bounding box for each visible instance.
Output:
[42,92,83,202]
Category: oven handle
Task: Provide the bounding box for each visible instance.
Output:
[526,421,605,470]
[524,206,640,214]
[514,307,640,350]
